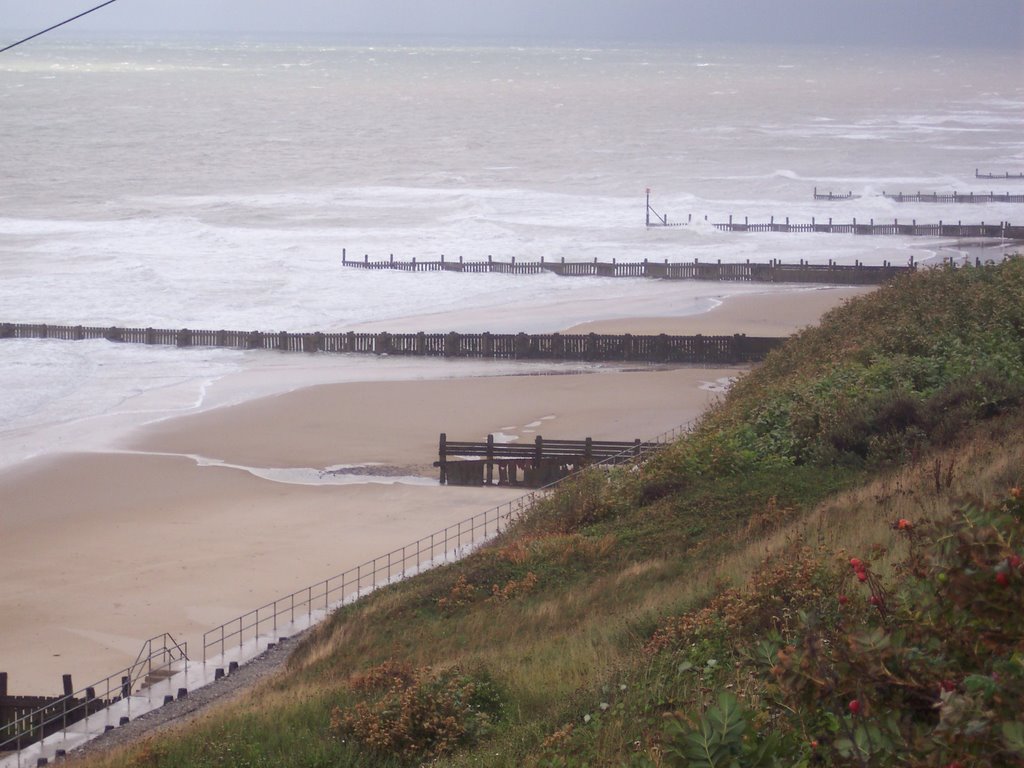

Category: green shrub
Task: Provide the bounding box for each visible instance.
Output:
[331,665,504,763]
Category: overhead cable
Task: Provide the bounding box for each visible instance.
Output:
[0,0,121,54]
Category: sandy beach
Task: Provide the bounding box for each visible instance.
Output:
[0,285,868,694]
[563,286,871,336]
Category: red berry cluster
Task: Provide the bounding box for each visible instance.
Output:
[850,557,868,582]
[994,553,1022,587]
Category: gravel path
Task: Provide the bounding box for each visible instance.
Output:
[65,632,306,764]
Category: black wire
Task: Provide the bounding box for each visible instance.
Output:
[0,0,121,54]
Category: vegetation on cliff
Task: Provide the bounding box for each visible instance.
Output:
[90,259,1024,767]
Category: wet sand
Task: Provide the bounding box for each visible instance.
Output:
[0,284,869,693]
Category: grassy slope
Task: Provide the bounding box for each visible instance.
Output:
[87,260,1024,768]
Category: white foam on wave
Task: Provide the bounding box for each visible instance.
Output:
[1,40,1021,477]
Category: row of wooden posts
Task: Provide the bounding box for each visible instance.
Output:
[0,323,784,364]
[813,187,1024,204]
[648,214,1022,239]
[341,252,912,285]
[975,169,1024,179]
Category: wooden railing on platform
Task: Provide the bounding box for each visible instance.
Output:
[436,433,664,487]
[341,251,912,285]
[0,323,785,364]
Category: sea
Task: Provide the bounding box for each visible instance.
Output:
[1,36,1022,470]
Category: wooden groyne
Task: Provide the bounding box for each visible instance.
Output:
[650,215,1023,240]
[0,673,107,752]
[976,169,1024,180]
[341,252,912,285]
[437,433,663,487]
[0,323,785,364]
[814,187,1024,203]
[882,191,1024,204]
[813,188,859,200]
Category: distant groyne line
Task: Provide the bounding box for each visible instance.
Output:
[341,252,911,285]
[976,169,1024,180]
[813,187,1024,204]
[0,323,784,364]
[647,215,1022,240]
[881,191,1024,204]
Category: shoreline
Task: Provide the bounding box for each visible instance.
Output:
[0,285,870,694]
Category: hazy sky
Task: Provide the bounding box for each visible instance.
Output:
[1,0,1023,48]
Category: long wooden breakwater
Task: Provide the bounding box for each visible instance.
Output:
[814,187,1024,203]
[976,169,1024,180]
[0,323,784,364]
[650,215,1023,239]
[881,191,1024,204]
[341,252,911,285]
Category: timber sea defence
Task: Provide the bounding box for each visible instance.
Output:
[647,215,1022,239]
[0,323,784,364]
[341,252,911,285]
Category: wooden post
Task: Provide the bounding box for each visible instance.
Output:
[656,333,670,362]
[445,331,461,357]
[63,674,73,697]
[534,435,543,469]
[486,434,495,486]
[516,332,530,358]
[0,671,7,697]
[584,437,593,464]
[733,333,745,363]
[438,433,447,484]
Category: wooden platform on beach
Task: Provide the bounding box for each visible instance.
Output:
[436,433,663,487]
[0,323,785,364]
[342,252,911,285]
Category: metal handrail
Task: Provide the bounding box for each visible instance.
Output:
[2,419,696,763]
[0,634,187,756]
[201,418,695,663]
